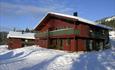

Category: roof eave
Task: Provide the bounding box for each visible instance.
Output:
[34,12,113,30]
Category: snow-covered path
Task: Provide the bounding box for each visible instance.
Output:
[0,46,80,70]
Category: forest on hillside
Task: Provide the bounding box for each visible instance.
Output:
[0,32,8,45]
[96,16,115,29]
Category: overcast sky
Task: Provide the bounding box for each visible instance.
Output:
[0,0,115,31]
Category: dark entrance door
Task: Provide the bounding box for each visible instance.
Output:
[86,40,93,51]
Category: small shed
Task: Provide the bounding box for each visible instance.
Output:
[7,31,35,49]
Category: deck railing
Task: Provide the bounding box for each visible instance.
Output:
[35,28,80,38]
[90,31,107,39]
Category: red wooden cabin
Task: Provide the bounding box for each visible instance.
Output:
[35,12,112,52]
[7,31,35,49]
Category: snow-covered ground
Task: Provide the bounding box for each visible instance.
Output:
[0,45,8,53]
[109,31,115,50]
[0,31,115,70]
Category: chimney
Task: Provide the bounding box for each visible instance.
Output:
[73,12,78,16]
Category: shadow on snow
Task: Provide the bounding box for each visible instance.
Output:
[21,54,64,70]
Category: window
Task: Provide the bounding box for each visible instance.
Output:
[55,39,63,50]
[86,40,93,51]
[53,39,57,45]
[100,41,103,50]
[66,39,70,46]
[89,40,93,50]
[60,39,62,47]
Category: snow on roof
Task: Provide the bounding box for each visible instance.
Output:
[7,31,35,39]
[48,12,112,30]
[105,16,115,22]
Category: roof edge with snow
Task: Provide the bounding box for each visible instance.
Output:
[7,31,35,39]
[35,12,112,30]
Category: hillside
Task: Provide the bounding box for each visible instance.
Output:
[96,16,115,29]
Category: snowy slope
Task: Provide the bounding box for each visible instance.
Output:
[0,31,115,70]
[105,16,115,22]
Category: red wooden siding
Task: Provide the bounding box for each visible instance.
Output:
[70,39,77,52]
[76,23,90,38]
[52,19,74,29]
[38,18,75,32]
[77,39,86,51]
[36,39,48,48]
[8,38,35,49]
[8,38,22,49]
